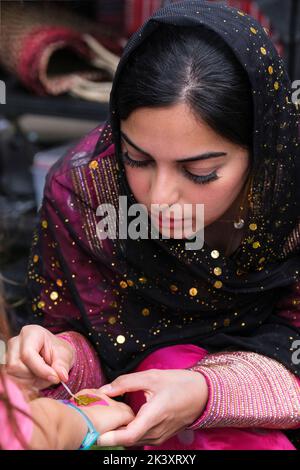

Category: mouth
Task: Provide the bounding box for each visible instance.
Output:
[151,213,187,229]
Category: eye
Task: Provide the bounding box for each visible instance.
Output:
[122,150,220,185]
[121,151,153,168]
[182,168,220,185]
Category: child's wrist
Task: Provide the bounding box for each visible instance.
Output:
[60,400,101,449]
[56,400,89,449]
[29,397,88,450]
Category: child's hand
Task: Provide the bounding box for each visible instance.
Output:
[74,388,135,437]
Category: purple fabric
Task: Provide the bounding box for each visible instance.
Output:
[27,125,300,448]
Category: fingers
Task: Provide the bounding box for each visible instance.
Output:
[6,336,33,379]
[6,338,53,391]
[41,334,65,383]
[7,327,59,384]
[100,402,136,433]
[19,330,59,383]
[51,359,69,383]
[135,429,172,447]
[98,370,158,397]
[50,336,77,382]
[97,401,162,447]
[97,429,129,448]
[22,348,59,384]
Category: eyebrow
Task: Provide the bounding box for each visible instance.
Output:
[120,131,227,162]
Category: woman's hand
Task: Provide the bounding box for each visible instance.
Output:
[6,325,75,391]
[75,389,135,437]
[96,369,208,447]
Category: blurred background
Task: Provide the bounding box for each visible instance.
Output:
[0,0,299,332]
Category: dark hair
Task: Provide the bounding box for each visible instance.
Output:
[116,25,253,150]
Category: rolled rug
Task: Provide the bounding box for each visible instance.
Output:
[0,2,121,101]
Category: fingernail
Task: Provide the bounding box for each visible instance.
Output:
[48,374,59,384]
[60,367,69,382]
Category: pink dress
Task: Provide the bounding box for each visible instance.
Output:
[0,376,33,450]
[126,344,300,450]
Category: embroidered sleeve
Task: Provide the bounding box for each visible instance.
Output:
[186,351,300,430]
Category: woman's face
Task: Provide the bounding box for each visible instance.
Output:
[120,102,250,238]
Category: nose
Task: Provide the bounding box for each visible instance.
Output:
[149,166,180,207]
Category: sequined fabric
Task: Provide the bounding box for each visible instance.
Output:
[27,2,300,383]
[26,0,300,449]
[187,351,300,430]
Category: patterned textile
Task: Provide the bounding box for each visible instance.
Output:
[0,2,121,96]
[27,0,300,449]
[27,1,300,379]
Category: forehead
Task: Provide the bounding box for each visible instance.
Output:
[120,103,234,158]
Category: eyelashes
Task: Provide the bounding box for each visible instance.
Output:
[122,151,151,168]
[182,168,219,184]
[121,151,220,185]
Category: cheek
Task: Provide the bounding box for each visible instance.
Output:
[205,182,236,215]
[191,166,247,221]
[125,168,150,203]
[190,185,227,222]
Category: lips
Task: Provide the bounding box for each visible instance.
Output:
[153,213,185,228]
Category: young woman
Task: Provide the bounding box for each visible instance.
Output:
[6,1,300,450]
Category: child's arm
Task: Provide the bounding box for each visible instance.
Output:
[29,398,88,450]
[29,392,134,450]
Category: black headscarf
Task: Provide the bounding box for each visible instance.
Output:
[88,0,300,381]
